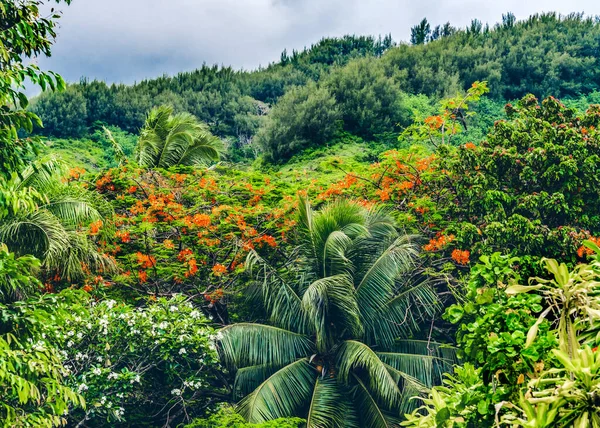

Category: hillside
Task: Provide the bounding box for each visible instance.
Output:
[30,12,600,165]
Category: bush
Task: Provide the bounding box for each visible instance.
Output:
[2,291,224,426]
[186,406,304,427]
[255,82,341,162]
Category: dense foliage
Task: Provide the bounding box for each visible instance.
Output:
[5,1,600,426]
[30,13,600,163]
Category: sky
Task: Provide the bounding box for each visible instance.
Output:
[37,0,600,86]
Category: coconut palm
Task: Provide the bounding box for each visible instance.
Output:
[0,158,115,282]
[218,198,455,427]
[134,105,223,169]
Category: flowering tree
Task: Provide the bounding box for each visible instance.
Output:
[3,290,225,426]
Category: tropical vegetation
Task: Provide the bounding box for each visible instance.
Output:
[3,0,600,426]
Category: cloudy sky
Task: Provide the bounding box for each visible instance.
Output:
[38,0,600,85]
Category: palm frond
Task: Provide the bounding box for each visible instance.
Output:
[322,230,353,277]
[13,157,66,192]
[245,250,310,333]
[369,278,440,347]
[44,232,116,281]
[306,377,352,428]
[351,374,397,428]
[219,323,314,369]
[376,351,450,388]
[302,274,363,352]
[237,359,316,423]
[103,126,126,165]
[0,209,70,259]
[389,340,459,384]
[136,106,221,168]
[355,235,420,342]
[336,340,403,410]
[382,364,429,415]
[234,363,285,399]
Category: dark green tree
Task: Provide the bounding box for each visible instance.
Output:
[410,18,431,45]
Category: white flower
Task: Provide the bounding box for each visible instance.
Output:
[171,388,181,396]
[67,330,75,337]
[190,310,201,320]
[169,305,178,312]
[108,372,118,380]
[216,331,224,341]
[105,299,117,309]
[159,321,169,329]
[32,341,46,352]
[96,356,103,362]
[86,323,93,329]
[67,340,74,348]
[115,407,125,418]
[178,348,186,355]
[92,367,101,376]
[76,332,83,340]
[130,374,141,384]
[77,383,88,393]
[75,352,84,361]
[100,396,107,404]
[208,342,216,351]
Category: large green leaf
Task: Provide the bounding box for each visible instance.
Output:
[219,323,314,369]
[306,377,352,428]
[301,274,363,352]
[336,340,403,409]
[237,359,316,423]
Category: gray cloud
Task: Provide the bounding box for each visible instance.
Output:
[38,0,600,85]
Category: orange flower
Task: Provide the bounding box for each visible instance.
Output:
[127,185,138,194]
[139,270,148,283]
[424,115,444,130]
[451,249,470,265]
[464,142,477,150]
[192,213,211,227]
[116,230,131,243]
[89,220,103,235]
[136,252,156,269]
[423,233,455,252]
[177,248,193,262]
[164,239,175,250]
[212,264,228,276]
[83,284,93,292]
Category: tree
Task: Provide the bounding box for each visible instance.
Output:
[0,0,70,178]
[135,105,223,168]
[30,85,88,137]
[324,57,410,138]
[218,198,452,427]
[255,82,341,162]
[410,18,431,45]
[0,158,115,281]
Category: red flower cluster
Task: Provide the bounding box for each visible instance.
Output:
[451,249,471,265]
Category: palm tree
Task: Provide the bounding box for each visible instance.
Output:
[218,198,454,427]
[0,158,115,282]
[134,105,223,169]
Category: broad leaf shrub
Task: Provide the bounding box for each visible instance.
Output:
[2,290,223,426]
[402,247,600,427]
[0,334,83,427]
